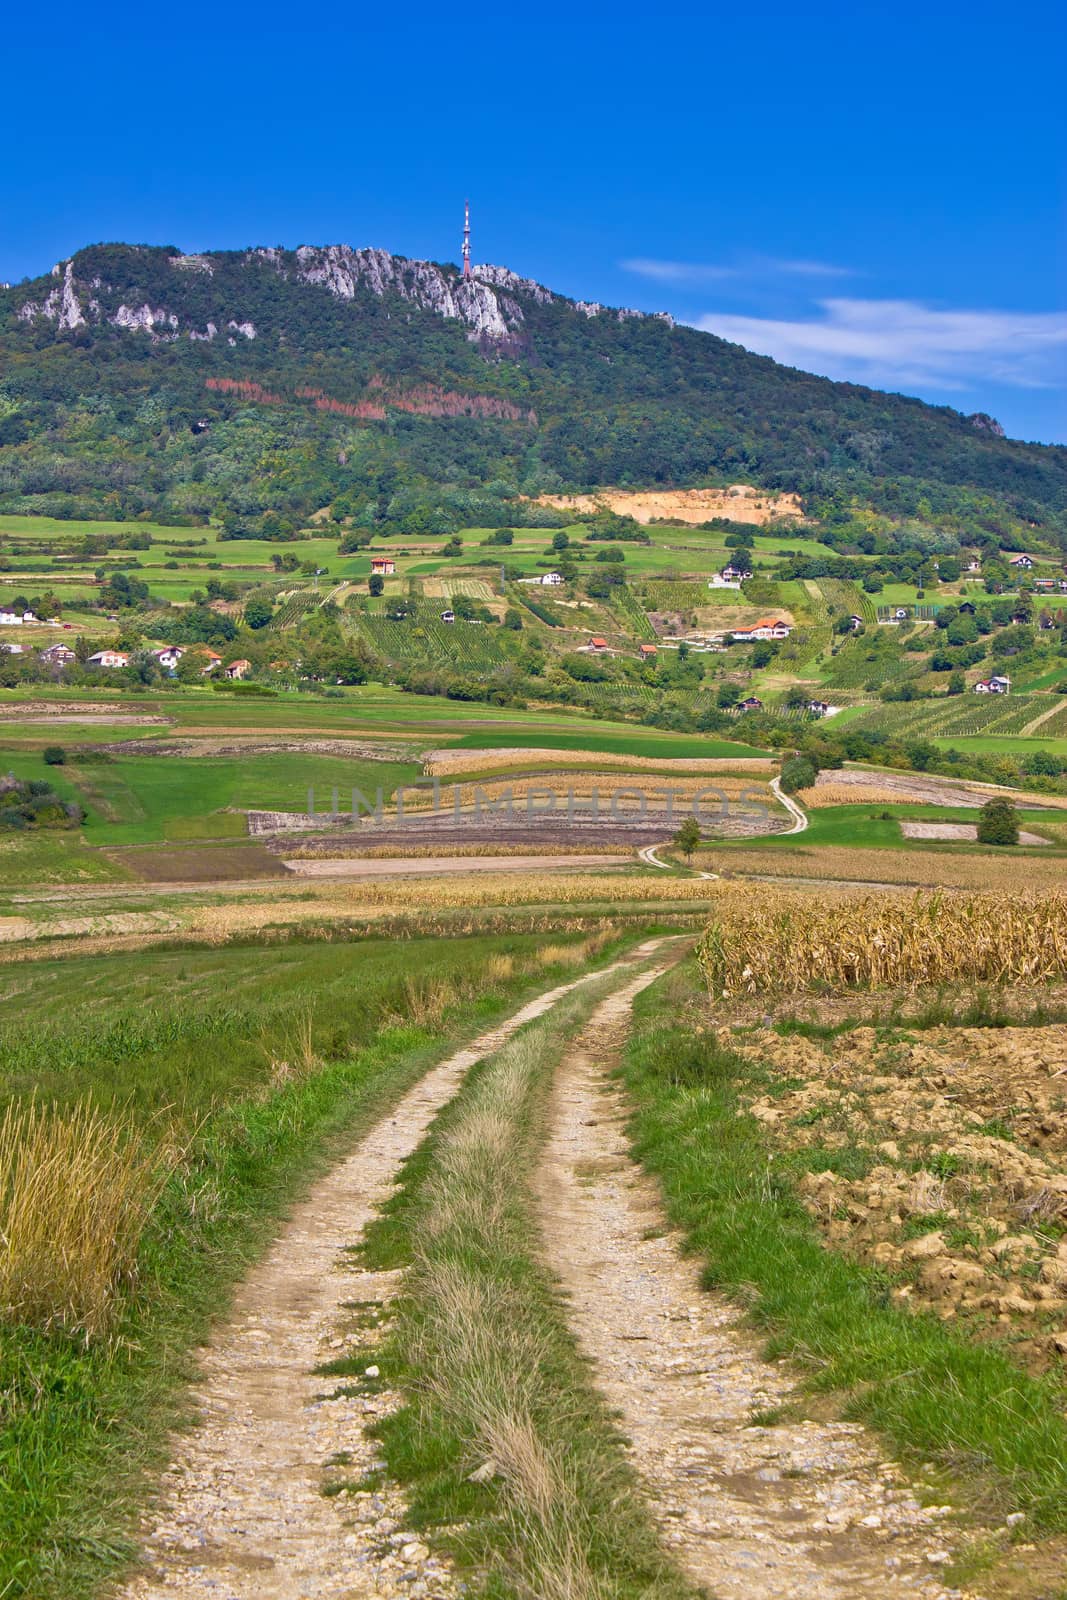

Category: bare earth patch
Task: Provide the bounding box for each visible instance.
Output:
[534,485,804,526]
[535,989,980,1599]
[736,1022,1067,1373]
[282,853,628,878]
[900,821,1050,845]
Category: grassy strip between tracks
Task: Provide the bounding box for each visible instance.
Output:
[618,960,1067,1575]
[360,949,698,1600]
[0,928,643,1600]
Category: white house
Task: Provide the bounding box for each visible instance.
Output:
[720,563,752,583]
[40,643,76,664]
[225,658,252,680]
[730,617,792,643]
[88,649,129,669]
[440,609,456,624]
[369,557,396,576]
[0,610,37,627]
[518,571,564,586]
[1010,555,1033,570]
[154,646,184,671]
[966,558,982,574]
[974,674,1011,695]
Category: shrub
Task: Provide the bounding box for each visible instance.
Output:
[43,745,66,765]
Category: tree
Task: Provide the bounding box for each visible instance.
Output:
[976,797,1019,845]
[43,745,66,765]
[244,597,274,630]
[368,573,385,597]
[502,608,523,630]
[779,755,817,793]
[551,531,570,552]
[716,682,741,709]
[673,815,701,860]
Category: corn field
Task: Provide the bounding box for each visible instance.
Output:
[696,888,1067,996]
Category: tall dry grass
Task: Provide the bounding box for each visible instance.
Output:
[697,889,1067,996]
[0,1098,172,1340]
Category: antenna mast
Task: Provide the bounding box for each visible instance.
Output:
[462,199,472,280]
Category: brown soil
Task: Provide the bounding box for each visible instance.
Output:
[533,485,804,526]
[281,853,628,878]
[899,821,1050,845]
[111,844,288,882]
[734,1020,1067,1372]
[810,768,1067,813]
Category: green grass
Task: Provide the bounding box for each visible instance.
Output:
[359,953,696,1600]
[621,962,1067,1533]
[721,801,1065,853]
[0,832,130,885]
[0,748,421,845]
[0,928,632,1600]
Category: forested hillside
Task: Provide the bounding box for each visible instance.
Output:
[1,242,1065,542]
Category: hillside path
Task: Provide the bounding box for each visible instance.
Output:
[117,960,644,1600]
[535,988,980,1600]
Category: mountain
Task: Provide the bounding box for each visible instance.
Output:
[1,242,1065,542]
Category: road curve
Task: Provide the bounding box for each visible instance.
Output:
[770,776,808,834]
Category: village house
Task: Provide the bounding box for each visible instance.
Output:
[198,648,223,673]
[88,649,129,669]
[719,563,752,583]
[730,617,792,643]
[225,658,252,680]
[1009,555,1034,570]
[966,558,982,574]
[154,646,184,671]
[588,635,608,651]
[639,643,657,658]
[974,674,1011,695]
[369,556,396,576]
[738,695,763,711]
[518,571,564,587]
[847,614,864,631]
[807,700,831,716]
[40,643,76,664]
[0,609,37,626]
[957,601,977,616]
[440,609,456,624]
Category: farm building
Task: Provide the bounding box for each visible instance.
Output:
[588,636,608,651]
[440,609,456,623]
[730,617,792,643]
[369,557,396,576]
[639,643,658,657]
[518,572,564,587]
[974,675,1011,694]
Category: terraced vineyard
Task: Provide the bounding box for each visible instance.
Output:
[851,694,1046,738]
[349,602,511,667]
[610,585,658,640]
[271,590,321,628]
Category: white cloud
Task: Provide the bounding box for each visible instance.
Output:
[621,255,855,285]
[621,258,738,284]
[691,298,1067,392]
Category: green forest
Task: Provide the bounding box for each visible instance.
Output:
[1,243,1065,544]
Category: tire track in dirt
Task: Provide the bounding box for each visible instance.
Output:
[535,984,983,1600]
[118,958,649,1600]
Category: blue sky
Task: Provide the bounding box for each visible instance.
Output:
[2,0,1064,443]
